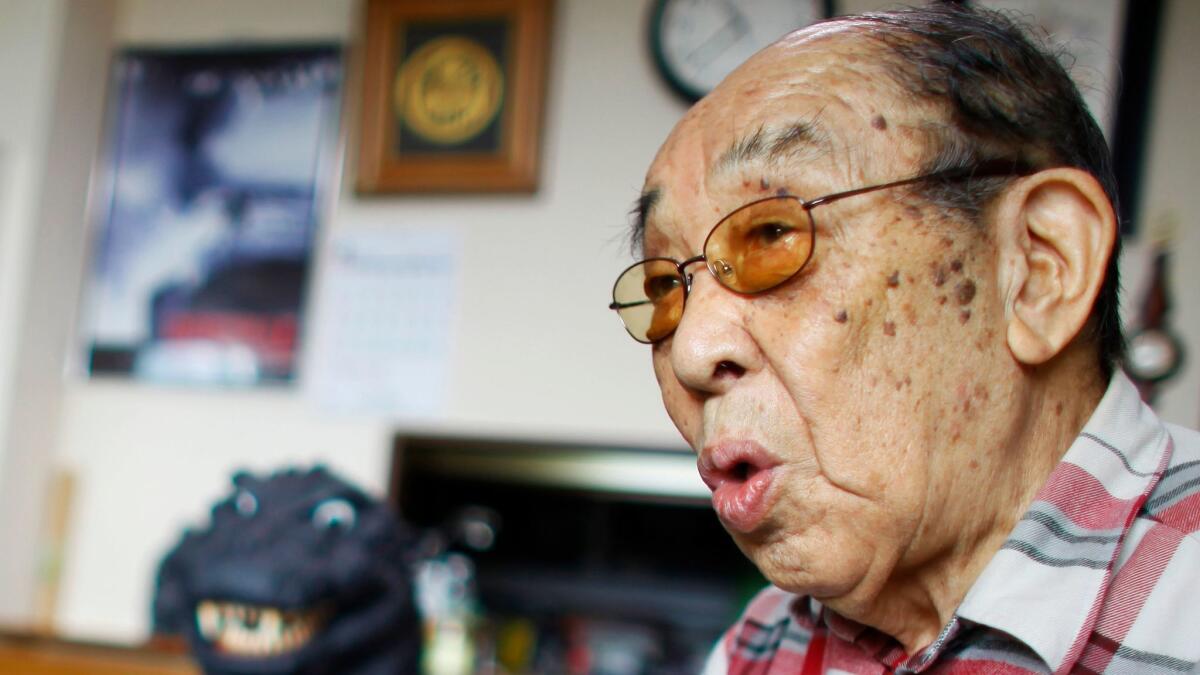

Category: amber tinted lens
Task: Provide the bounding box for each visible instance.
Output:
[704,197,814,293]
[612,258,686,343]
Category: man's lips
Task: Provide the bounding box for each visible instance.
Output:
[698,441,779,533]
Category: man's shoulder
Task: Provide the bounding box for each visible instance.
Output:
[1098,424,1200,673]
[1164,421,1200,464]
[1141,422,1200,535]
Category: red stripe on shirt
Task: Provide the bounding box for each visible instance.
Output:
[1077,523,1184,673]
[1037,462,1138,531]
[1154,490,1200,533]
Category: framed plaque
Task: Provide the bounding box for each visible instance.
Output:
[356,0,552,193]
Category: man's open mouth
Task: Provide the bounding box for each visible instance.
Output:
[195,600,325,657]
[698,441,780,533]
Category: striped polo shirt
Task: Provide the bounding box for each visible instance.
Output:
[705,372,1200,674]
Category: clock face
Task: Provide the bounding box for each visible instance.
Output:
[651,0,830,101]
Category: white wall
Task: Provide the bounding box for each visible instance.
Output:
[0,0,119,627]
[1,0,1197,646]
[0,0,69,627]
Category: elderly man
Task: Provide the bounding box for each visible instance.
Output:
[609,5,1200,674]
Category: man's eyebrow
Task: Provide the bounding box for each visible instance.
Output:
[713,121,829,175]
[628,187,660,256]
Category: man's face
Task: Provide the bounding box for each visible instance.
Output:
[641,31,1023,609]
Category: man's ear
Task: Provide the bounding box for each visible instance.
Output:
[994,168,1117,366]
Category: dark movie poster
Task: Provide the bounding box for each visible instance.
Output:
[81,46,341,385]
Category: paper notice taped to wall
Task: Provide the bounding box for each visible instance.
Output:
[306,227,459,417]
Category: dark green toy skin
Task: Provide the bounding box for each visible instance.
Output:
[153,467,421,675]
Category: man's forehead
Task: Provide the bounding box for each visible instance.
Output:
[633,119,832,252]
[637,38,896,249]
[713,122,832,176]
[633,19,946,250]
[682,35,899,160]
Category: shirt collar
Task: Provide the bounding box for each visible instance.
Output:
[956,372,1172,672]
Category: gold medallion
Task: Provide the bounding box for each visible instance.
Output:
[394,36,505,145]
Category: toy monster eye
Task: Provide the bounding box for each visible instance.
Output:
[312,498,356,530]
[234,489,258,517]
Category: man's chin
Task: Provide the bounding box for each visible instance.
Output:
[736,534,865,601]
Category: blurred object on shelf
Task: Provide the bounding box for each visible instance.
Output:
[494,617,537,673]
[568,618,659,675]
[391,435,764,674]
[1125,213,1185,404]
[416,552,480,675]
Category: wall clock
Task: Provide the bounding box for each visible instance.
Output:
[649,0,833,102]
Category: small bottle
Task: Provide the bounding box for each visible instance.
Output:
[416,552,480,675]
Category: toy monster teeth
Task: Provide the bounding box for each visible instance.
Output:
[195,600,325,657]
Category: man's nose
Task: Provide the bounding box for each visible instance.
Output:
[668,272,758,394]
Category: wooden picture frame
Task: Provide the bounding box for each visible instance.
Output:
[357,0,552,193]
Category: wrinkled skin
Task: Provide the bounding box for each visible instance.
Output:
[153,467,420,675]
[640,25,1103,652]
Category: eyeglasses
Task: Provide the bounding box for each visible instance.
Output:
[609,161,1028,343]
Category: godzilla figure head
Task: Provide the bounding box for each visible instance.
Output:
[153,466,420,674]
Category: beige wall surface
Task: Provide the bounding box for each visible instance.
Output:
[0,0,68,627]
[0,0,1195,646]
[0,0,118,628]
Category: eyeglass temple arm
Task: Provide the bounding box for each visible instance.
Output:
[803,159,1034,210]
[610,300,651,310]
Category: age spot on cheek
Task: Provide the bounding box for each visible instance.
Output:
[955,279,977,305]
[959,309,972,324]
[883,320,896,336]
[887,271,900,288]
[932,265,948,287]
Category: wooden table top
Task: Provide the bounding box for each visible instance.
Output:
[0,631,199,675]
